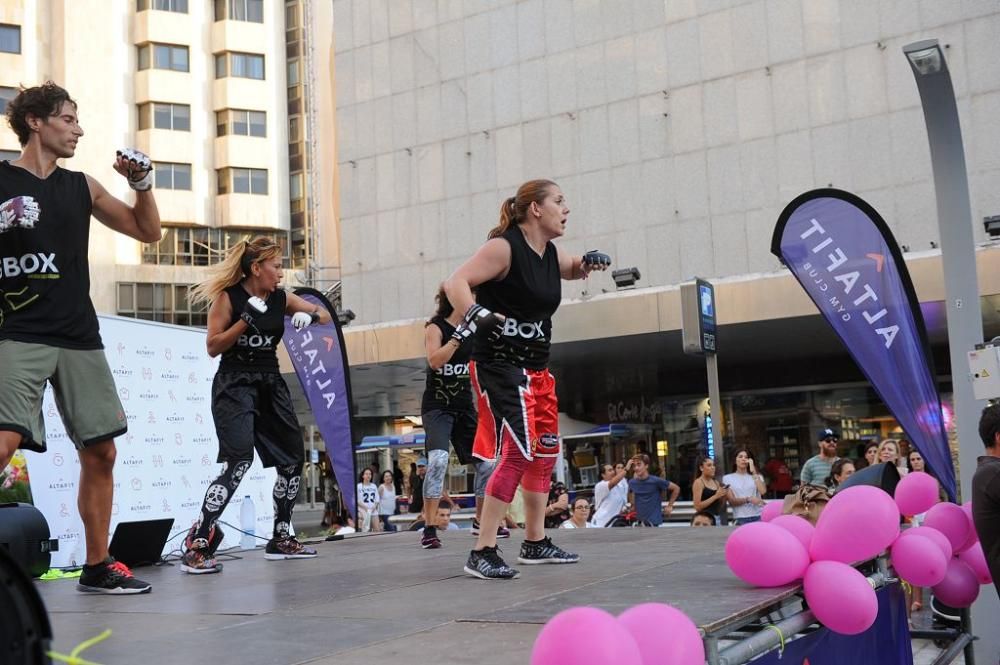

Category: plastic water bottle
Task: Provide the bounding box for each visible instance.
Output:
[240,495,256,549]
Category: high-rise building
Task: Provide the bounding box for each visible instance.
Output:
[0,0,338,324]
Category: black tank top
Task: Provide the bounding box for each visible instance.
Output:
[700,482,724,518]
[421,316,473,413]
[473,226,561,369]
[218,284,286,373]
[0,161,101,349]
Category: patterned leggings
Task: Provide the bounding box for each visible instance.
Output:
[193,460,303,542]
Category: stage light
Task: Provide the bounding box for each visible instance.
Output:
[984,215,1000,238]
[337,308,356,325]
[612,267,641,290]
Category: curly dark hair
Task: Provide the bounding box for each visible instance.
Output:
[4,81,77,146]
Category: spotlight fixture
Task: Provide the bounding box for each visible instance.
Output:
[612,267,641,290]
[984,215,1000,238]
[337,308,356,326]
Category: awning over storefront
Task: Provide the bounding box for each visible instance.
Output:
[562,424,637,440]
[357,432,426,450]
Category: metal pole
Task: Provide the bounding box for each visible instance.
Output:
[707,354,727,482]
[904,38,998,664]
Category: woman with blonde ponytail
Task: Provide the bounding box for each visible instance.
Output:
[180,236,333,574]
[443,179,613,580]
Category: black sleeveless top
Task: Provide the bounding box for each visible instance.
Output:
[473,226,561,370]
[218,284,286,373]
[0,161,101,349]
[421,316,473,413]
[700,482,724,519]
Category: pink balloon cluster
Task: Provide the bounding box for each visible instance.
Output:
[889,500,989,609]
[530,603,705,665]
[726,485,903,635]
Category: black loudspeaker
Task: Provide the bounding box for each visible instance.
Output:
[0,538,53,664]
[0,503,59,578]
[835,461,901,497]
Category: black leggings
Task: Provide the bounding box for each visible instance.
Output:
[193,460,303,542]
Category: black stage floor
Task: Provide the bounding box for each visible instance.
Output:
[37,528,804,665]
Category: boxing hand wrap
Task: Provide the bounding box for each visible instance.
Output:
[241,296,267,326]
[0,196,41,234]
[117,148,154,191]
[582,250,612,268]
[290,311,320,331]
[462,304,502,343]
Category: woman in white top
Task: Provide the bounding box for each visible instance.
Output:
[724,449,766,525]
[377,470,397,532]
[561,497,597,529]
[356,468,379,532]
[590,460,632,527]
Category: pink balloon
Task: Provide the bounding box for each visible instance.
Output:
[531,607,641,665]
[891,532,948,586]
[803,561,879,635]
[932,559,980,608]
[618,603,705,665]
[761,500,784,522]
[894,471,940,516]
[956,502,978,553]
[810,486,900,564]
[900,526,953,560]
[958,542,993,585]
[725,522,810,587]
[771,515,815,552]
[923,503,971,552]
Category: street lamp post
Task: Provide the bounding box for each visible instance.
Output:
[903,38,999,665]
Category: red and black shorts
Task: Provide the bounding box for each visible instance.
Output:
[470,360,559,501]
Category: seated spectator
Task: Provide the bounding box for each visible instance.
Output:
[763,456,794,498]
[825,458,855,491]
[561,498,597,529]
[544,482,571,528]
[627,454,680,527]
[433,501,463,531]
[690,511,716,527]
[328,514,356,535]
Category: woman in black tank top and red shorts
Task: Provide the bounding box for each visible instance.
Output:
[180,237,332,574]
[443,180,611,580]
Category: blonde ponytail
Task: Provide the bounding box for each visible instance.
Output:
[189,236,281,306]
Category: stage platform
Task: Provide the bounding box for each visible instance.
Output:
[34,528,882,664]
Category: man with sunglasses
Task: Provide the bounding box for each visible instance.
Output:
[799,428,841,487]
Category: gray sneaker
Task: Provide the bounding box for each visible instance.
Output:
[517,537,580,565]
[464,546,520,580]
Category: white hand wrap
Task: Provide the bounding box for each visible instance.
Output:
[291,311,312,331]
[118,148,154,191]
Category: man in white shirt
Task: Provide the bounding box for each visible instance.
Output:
[591,459,633,527]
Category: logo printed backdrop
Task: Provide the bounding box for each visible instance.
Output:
[26,315,277,567]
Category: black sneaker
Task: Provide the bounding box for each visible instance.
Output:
[264,537,318,560]
[421,525,441,549]
[464,546,520,580]
[471,519,511,539]
[77,558,152,594]
[517,537,580,565]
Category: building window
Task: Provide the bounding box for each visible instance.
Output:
[215,109,266,137]
[215,0,264,23]
[217,167,268,195]
[0,24,20,54]
[285,3,297,29]
[0,86,16,114]
[288,116,300,142]
[214,52,265,80]
[137,0,188,12]
[289,172,304,213]
[141,226,288,266]
[117,281,207,326]
[0,149,19,161]
[138,102,190,131]
[286,58,299,87]
[137,43,189,72]
[153,162,192,190]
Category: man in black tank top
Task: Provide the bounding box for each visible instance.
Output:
[180,237,333,574]
[0,83,161,594]
[443,179,611,580]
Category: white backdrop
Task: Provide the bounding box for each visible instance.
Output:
[25,315,277,567]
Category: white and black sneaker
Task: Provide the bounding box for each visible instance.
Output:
[464,546,520,580]
[517,537,580,565]
[470,518,510,539]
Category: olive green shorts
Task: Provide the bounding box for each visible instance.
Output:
[0,339,128,453]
